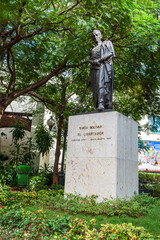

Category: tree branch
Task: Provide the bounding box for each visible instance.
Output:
[24,7,35,20]
[28,91,55,105]
[0,78,8,89]
[2,15,75,50]
[14,60,67,99]
[6,49,15,96]
[18,1,26,23]
[58,0,82,16]
[3,34,22,50]
[6,49,13,76]
[51,0,56,9]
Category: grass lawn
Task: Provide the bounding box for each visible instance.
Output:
[25,202,160,238]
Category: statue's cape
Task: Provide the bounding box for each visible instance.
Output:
[99,40,114,84]
[102,40,115,58]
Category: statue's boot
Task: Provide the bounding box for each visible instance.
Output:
[98,102,104,112]
[107,103,113,110]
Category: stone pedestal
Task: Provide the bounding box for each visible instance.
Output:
[65,111,138,202]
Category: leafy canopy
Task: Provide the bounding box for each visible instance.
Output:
[0,0,159,121]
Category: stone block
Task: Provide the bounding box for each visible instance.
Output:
[65,111,138,202]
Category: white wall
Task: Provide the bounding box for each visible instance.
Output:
[0,97,34,155]
[0,98,58,171]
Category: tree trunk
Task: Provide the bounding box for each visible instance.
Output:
[52,85,66,185]
[52,114,64,185]
[0,97,9,120]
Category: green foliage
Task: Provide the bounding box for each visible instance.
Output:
[10,122,26,144]
[56,218,154,239]
[0,205,70,239]
[0,136,36,186]
[98,222,154,239]
[9,137,37,166]
[50,193,159,218]
[21,137,37,165]
[50,184,64,192]
[0,152,9,162]
[0,206,154,239]
[0,181,11,192]
[139,172,160,198]
[0,122,54,187]
[0,153,11,185]
[139,172,160,182]
[0,189,159,239]
[0,161,17,186]
[35,124,53,156]
[0,188,63,207]
[1,189,158,219]
[9,121,36,167]
[29,175,49,191]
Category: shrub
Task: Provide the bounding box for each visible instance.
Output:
[97,222,154,240]
[0,189,63,208]
[53,218,154,239]
[35,124,54,156]
[0,182,11,192]
[0,123,54,188]
[0,208,154,240]
[29,175,49,191]
[0,187,158,218]
[0,161,17,187]
[0,190,38,207]
[0,205,70,239]
[51,193,158,218]
[0,152,9,161]
[139,172,160,198]
[139,172,160,183]
[0,190,158,239]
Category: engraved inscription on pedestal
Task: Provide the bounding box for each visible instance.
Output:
[72,125,106,141]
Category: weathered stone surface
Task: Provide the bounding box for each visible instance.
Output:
[65,111,138,202]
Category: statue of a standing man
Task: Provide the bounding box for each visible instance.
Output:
[88,30,115,111]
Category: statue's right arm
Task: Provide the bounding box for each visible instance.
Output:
[89,59,101,66]
[99,53,112,63]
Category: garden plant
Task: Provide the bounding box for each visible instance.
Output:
[0,182,160,239]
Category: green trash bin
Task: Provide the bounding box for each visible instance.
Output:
[17,165,30,190]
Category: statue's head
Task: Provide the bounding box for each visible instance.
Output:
[92,30,102,44]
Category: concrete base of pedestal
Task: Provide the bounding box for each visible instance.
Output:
[65,111,138,202]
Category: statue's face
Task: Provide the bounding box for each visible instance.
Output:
[92,30,102,44]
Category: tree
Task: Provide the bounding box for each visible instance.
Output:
[0,0,98,117]
[112,0,160,121]
[30,70,93,184]
[1,0,159,120]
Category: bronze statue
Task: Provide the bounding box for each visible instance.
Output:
[88,30,115,111]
